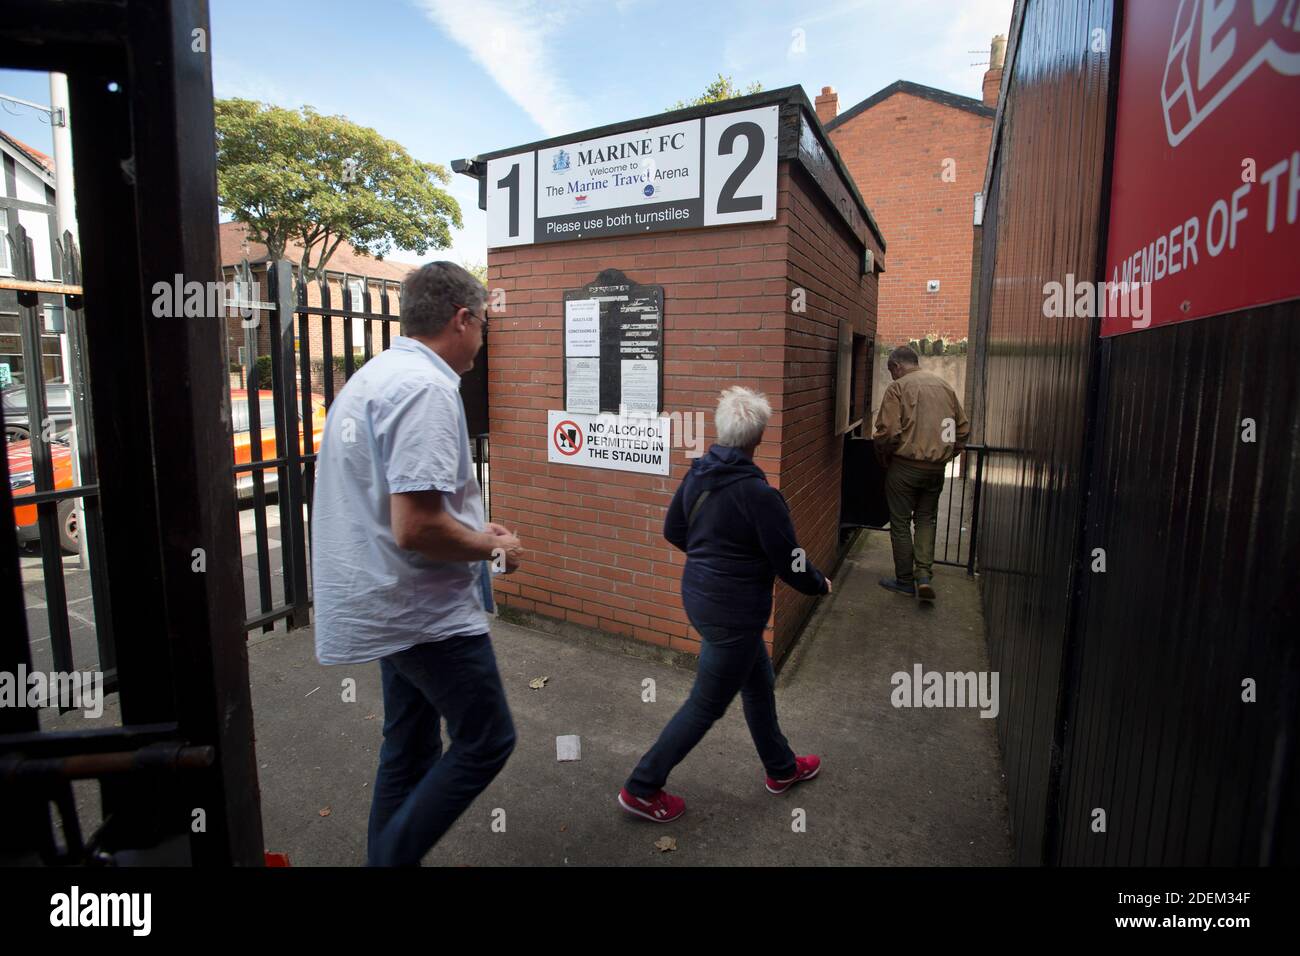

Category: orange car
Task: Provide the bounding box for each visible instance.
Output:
[10,389,327,553]
[231,389,327,500]
[9,432,78,552]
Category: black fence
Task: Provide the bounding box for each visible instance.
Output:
[972,0,1298,866]
[1,0,266,865]
[3,225,116,705]
[931,445,990,574]
[840,436,994,576]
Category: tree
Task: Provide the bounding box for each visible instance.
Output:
[215,99,462,281]
[460,261,488,286]
[668,75,763,111]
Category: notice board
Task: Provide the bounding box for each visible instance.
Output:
[562,269,664,415]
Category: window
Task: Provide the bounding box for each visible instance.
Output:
[348,279,366,353]
[0,221,11,276]
[230,396,280,434]
[0,314,64,386]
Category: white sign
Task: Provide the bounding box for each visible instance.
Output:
[486,152,536,248]
[0,363,10,387]
[620,359,658,413]
[547,409,670,475]
[539,118,700,219]
[564,298,600,356]
[702,108,780,227]
[487,105,779,247]
[565,358,599,414]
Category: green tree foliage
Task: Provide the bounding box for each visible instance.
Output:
[668,74,763,111]
[215,99,462,281]
[460,261,488,285]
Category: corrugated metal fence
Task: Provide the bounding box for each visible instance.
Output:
[973,0,1298,865]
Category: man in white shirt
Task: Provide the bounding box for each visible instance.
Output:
[312,261,522,866]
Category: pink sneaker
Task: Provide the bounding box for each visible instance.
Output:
[618,787,686,823]
[765,755,821,794]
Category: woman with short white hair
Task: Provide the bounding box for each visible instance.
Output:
[618,386,831,823]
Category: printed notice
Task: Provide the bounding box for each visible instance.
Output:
[566,358,599,414]
[547,409,671,476]
[621,359,658,413]
[565,298,600,356]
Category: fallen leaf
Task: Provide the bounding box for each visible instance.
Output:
[529,676,549,690]
[560,825,567,832]
[364,713,377,720]
[654,836,676,852]
[318,807,331,817]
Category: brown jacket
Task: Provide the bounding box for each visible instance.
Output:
[873,368,970,465]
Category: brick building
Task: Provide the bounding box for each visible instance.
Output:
[816,36,1006,414]
[463,88,883,662]
[218,221,413,395]
[1,130,66,388]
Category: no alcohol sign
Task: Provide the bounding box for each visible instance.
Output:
[546,410,670,475]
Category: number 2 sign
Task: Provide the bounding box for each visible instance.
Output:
[485,105,779,248]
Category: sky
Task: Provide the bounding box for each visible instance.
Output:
[0,0,1012,270]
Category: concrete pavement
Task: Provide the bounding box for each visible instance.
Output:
[252,530,1013,866]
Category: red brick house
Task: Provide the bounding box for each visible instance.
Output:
[816,36,1006,414]
[218,221,415,394]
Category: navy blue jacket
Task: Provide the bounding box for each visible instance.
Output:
[664,444,828,631]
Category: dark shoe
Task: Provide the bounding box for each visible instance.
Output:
[618,787,685,823]
[879,577,916,597]
[766,755,821,794]
[916,576,936,602]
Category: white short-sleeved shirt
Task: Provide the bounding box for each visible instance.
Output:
[311,336,487,665]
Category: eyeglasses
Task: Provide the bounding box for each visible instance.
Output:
[454,304,488,334]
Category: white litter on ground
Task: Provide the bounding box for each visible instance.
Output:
[555,735,581,761]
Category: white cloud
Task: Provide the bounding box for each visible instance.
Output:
[413,0,585,137]
[212,54,291,105]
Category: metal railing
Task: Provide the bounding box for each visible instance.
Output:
[931,443,988,574]
[2,225,116,705]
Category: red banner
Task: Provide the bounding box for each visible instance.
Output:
[1104,0,1300,336]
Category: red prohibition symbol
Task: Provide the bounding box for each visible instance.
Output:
[553,419,583,456]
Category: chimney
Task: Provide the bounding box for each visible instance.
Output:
[815,85,839,125]
[982,35,1006,108]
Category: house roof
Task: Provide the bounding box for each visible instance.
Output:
[218,221,418,282]
[824,80,995,132]
[0,129,56,185]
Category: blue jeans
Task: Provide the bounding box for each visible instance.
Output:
[367,633,516,866]
[625,622,797,797]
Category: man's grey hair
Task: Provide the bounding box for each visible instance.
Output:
[400,261,486,337]
[715,386,771,449]
[888,345,920,367]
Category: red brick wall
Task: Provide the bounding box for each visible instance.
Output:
[775,165,877,658]
[485,162,876,658]
[828,91,990,346]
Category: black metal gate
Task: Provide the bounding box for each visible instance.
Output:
[3,227,115,699]
[1,0,262,866]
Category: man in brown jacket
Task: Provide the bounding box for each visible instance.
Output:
[872,346,969,602]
